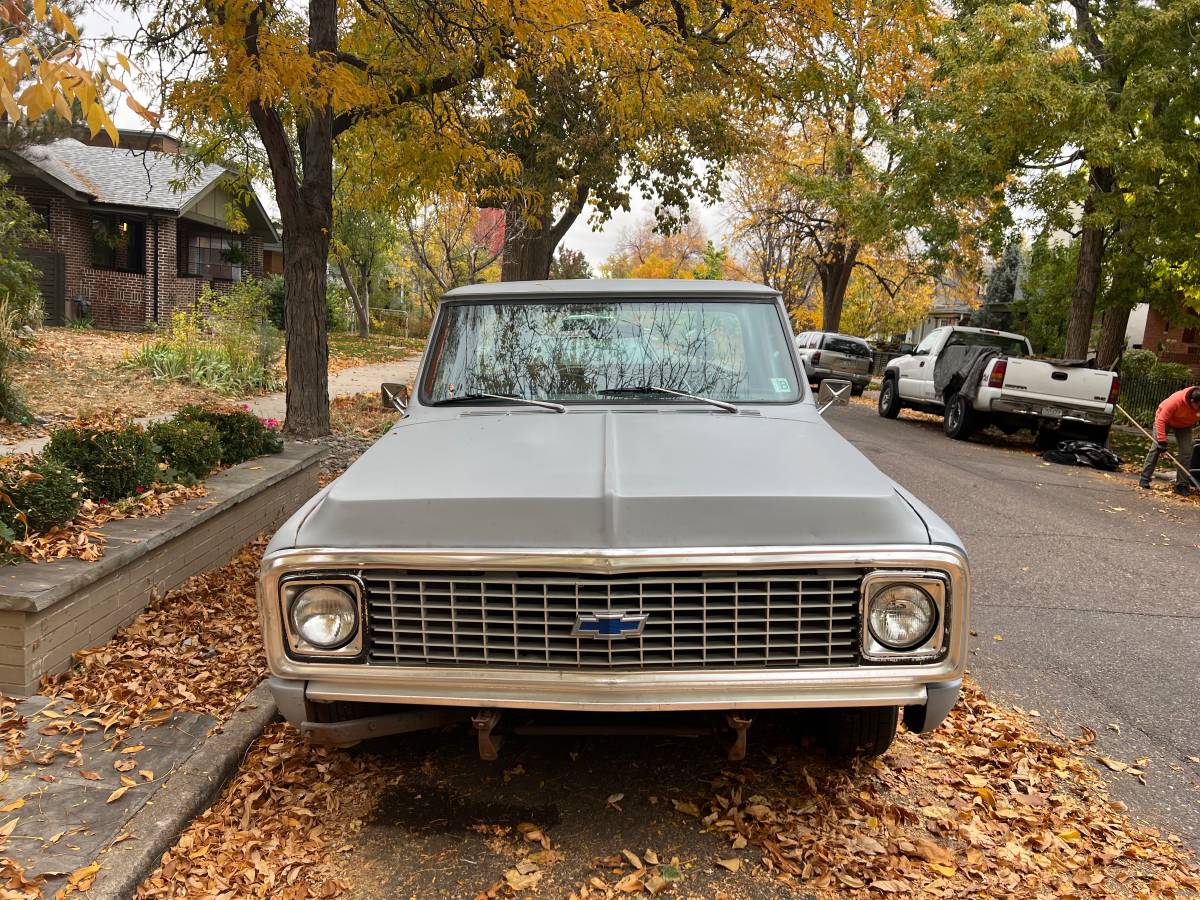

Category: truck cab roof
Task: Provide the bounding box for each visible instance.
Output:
[441,279,781,303]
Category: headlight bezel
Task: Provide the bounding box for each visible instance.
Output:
[860,571,948,663]
[280,574,364,659]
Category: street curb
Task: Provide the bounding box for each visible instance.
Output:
[86,680,278,900]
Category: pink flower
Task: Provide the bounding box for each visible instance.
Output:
[241,404,251,411]
[99,499,109,506]
[136,485,146,493]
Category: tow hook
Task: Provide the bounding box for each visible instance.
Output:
[472,710,504,760]
[725,713,752,761]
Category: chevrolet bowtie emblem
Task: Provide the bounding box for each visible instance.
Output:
[572,611,649,639]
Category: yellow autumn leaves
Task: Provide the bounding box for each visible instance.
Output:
[0,1,155,143]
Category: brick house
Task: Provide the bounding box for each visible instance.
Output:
[1124,303,1200,376]
[1,133,278,330]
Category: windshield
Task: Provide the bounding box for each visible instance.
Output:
[943,331,1028,357]
[823,336,871,358]
[422,300,801,404]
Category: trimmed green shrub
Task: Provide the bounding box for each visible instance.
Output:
[175,404,281,465]
[267,274,347,332]
[0,457,84,538]
[149,418,222,479]
[1150,361,1191,382]
[1119,349,1157,380]
[44,422,158,502]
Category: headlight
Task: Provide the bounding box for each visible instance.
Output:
[289,585,358,650]
[867,583,937,650]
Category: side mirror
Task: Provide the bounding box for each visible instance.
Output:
[381,382,409,412]
[817,379,851,414]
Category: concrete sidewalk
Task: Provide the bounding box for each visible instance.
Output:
[4,355,422,456]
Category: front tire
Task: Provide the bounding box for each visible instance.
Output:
[818,706,898,757]
[943,393,976,440]
[878,376,901,418]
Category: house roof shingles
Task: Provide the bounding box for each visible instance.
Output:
[16,138,228,212]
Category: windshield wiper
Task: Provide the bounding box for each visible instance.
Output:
[433,391,566,413]
[598,385,737,414]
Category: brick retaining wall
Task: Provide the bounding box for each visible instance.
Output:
[0,443,325,696]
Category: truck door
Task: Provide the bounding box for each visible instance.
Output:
[899,328,943,402]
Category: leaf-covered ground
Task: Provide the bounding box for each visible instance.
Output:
[326,333,424,374]
[2,480,208,564]
[3,328,418,445]
[3,329,224,442]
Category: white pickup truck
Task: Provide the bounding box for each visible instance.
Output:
[878,326,1119,444]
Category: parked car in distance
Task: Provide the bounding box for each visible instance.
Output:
[259,279,970,761]
[795,331,873,395]
[878,325,1118,444]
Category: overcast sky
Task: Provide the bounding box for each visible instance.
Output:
[78,3,729,268]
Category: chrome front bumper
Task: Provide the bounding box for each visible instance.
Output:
[259,544,970,714]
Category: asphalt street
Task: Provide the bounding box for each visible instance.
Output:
[830,402,1200,849]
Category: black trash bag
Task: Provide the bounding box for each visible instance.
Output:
[1042,440,1122,471]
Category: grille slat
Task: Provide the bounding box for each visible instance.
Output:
[363,568,862,670]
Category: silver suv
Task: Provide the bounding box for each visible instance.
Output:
[795,331,873,396]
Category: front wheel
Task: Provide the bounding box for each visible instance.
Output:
[818,706,898,757]
[878,377,902,418]
[943,393,976,440]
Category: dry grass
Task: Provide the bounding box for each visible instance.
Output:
[3,328,225,442]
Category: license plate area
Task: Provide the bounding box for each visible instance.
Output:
[1042,406,1064,420]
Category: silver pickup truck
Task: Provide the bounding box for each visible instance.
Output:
[258,280,970,760]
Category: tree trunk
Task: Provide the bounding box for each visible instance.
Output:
[500,185,590,282]
[250,0,336,438]
[336,258,370,338]
[1063,167,1114,360]
[1063,223,1104,360]
[818,242,858,332]
[281,227,331,437]
[1095,304,1130,369]
[359,267,370,338]
[501,219,555,280]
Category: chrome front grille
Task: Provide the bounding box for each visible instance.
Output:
[363,568,862,670]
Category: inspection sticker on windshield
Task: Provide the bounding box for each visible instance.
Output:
[771,377,791,393]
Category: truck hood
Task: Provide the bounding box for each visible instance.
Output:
[290,410,931,550]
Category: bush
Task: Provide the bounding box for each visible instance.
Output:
[149,418,221,479]
[0,298,31,423]
[0,457,83,539]
[266,274,347,332]
[1119,349,1157,380]
[44,422,158,502]
[265,274,286,330]
[127,279,283,394]
[176,405,282,465]
[1150,361,1191,382]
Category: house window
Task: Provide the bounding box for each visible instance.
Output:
[30,201,51,234]
[1182,327,1198,344]
[91,216,146,273]
[181,232,244,281]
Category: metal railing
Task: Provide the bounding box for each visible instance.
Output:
[1117,374,1193,427]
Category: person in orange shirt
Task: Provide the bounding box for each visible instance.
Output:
[1140,386,1200,495]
